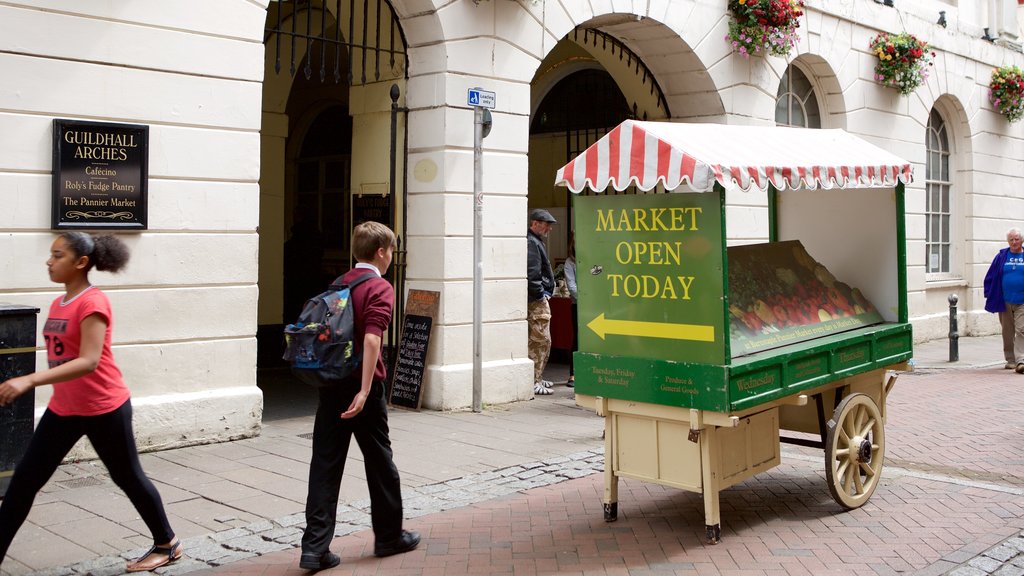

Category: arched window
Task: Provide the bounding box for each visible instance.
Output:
[925,108,952,275]
[775,64,821,128]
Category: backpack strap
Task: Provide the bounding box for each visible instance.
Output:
[329,271,378,292]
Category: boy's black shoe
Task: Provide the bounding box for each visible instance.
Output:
[299,551,341,571]
[374,530,420,557]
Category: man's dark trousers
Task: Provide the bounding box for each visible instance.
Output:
[301,379,403,555]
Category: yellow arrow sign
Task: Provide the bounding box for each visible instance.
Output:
[587,313,715,342]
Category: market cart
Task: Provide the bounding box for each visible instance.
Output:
[554,121,913,543]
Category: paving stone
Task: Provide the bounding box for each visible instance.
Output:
[277,512,305,528]
[474,471,501,482]
[184,543,238,563]
[222,534,292,555]
[416,483,451,495]
[27,567,75,576]
[949,567,989,576]
[994,565,1024,576]
[207,550,253,566]
[245,519,275,533]
[499,466,525,477]
[986,545,1019,562]
[972,555,1008,572]
[208,528,252,543]
[266,529,303,547]
[1005,538,1024,553]
[332,524,365,537]
[445,477,475,488]
[156,558,209,576]
[517,468,544,479]
[542,456,571,466]
[68,556,124,576]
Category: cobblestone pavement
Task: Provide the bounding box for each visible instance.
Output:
[945,532,1024,576]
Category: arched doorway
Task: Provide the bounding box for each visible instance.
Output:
[257,0,408,413]
[527,24,673,385]
[529,25,672,262]
[283,104,353,323]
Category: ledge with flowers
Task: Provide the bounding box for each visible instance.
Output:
[869,32,935,95]
[989,65,1024,123]
[726,0,804,58]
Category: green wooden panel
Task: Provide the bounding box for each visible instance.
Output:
[729,322,912,412]
[573,192,726,365]
[574,353,730,412]
[575,323,912,413]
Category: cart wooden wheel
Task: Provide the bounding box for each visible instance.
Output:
[825,392,885,509]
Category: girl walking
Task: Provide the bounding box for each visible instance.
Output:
[0,232,182,572]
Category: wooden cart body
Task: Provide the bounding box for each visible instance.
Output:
[554,121,914,541]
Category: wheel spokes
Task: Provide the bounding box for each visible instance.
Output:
[860,461,876,478]
[837,460,849,480]
[853,467,865,493]
[839,427,851,445]
[858,416,877,438]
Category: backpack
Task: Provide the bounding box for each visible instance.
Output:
[282,272,376,387]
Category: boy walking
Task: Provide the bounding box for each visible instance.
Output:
[300,221,419,571]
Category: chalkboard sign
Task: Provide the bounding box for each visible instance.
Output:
[389,314,432,409]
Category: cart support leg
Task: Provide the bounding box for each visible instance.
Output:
[602,411,618,522]
[699,423,721,544]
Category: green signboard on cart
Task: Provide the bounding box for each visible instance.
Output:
[574,192,725,366]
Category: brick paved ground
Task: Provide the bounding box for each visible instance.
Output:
[4,343,1024,576]
[181,366,1024,576]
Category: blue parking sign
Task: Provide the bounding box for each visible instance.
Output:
[467,88,496,109]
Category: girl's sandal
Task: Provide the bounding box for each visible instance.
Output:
[126,538,182,572]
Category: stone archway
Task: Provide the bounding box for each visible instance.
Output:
[257,1,410,377]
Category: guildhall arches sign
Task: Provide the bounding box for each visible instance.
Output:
[52,119,148,229]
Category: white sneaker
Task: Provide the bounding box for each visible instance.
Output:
[533,383,553,395]
[540,380,554,388]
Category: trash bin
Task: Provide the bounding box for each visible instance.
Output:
[0,303,39,497]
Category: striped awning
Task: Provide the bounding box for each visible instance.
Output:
[554,120,914,194]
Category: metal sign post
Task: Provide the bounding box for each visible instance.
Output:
[470,88,494,413]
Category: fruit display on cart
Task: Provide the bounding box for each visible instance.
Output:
[728,240,883,355]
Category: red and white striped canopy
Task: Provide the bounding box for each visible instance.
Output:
[554,120,913,194]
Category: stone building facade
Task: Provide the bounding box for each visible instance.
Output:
[0,0,1021,449]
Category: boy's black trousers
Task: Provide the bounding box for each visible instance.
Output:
[301,379,403,555]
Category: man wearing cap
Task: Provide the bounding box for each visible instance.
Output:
[527,208,557,396]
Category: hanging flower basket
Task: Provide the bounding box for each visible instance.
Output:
[989,65,1024,123]
[726,0,805,58]
[869,32,935,95]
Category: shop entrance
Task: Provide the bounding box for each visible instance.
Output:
[257,0,408,410]
[528,26,670,382]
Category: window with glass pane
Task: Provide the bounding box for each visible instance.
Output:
[775,64,821,128]
[925,108,952,274]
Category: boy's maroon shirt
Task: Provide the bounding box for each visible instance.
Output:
[340,267,394,382]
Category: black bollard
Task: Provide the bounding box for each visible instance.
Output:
[948,294,959,362]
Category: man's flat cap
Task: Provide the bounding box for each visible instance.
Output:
[530,208,557,223]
